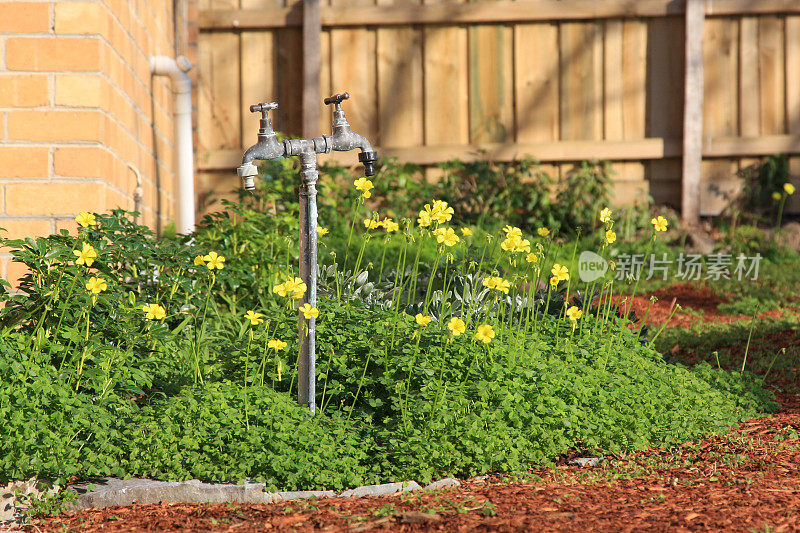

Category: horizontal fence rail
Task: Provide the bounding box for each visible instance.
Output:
[199,135,800,170]
[200,0,800,30]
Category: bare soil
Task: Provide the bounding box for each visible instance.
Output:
[614,282,798,328]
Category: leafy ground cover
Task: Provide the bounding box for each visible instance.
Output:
[20,278,800,532]
[0,199,775,492]
[21,281,800,532]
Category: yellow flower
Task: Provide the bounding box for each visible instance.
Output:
[142,303,166,320]
[281,277,307,299]
[537,227,550,237]
[203,251,226,270]
[85,276,107,294]
[551,263,569,283]
[461,227,472,236]
[651,216,668,232]
[431,200,454,223]
[566,306,583,322]
[433,227,459,247]
[383,219,399,233]
[293,285,307,299]
[415,313,432,326]
[784,183,796,195]
[447,317,466,336]
[496,278,511,294]
[475,323,495,344]
[503,225,522,237]
[317,227,329,236]
[500,233,530,254]
[273,281,289,297]
[417,209,432,228]
[526,253,538,263]
[274,277,306,299]
[244,310,264,325]
[193,255,206,266]
[364,218,381,230]
[354,177,374,199]
[73,242,98,267]
[549,276,559,287]
[483,276,509,294]
[417,204,436,227]
[268,339,287,351]
[605,229,617,244]
[299,303,319,319]
[500,236,516,252]
[773,191,783,201]
[599,207,613,224]
[75,212,97,228]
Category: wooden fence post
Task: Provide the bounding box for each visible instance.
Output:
[682,0,704,225]
[302,0,321,138]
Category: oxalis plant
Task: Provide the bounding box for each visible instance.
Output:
[0,181,777,491]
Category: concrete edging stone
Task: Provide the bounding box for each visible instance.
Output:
[1,476,462,525]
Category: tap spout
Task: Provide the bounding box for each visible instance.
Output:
[237,138,286,191]
[328,130,377,176]
[241,136,285,165]
[324,92,378,176]
[238,101,286,190]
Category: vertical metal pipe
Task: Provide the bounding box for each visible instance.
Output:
[297,151,318,413]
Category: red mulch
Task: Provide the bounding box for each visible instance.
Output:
[613,282,799,328]
[18,283,800,533]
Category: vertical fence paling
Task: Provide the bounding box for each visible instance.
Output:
[197,0,800,215]
[302,0,321,139]
[682,0,704,225]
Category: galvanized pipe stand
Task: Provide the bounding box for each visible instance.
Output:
[297,150,318,412]
[237,93,377,413]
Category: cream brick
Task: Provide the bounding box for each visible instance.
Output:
[6,37,103,72]
[0,219,52,240]
[54,146,113,178]
[55,219,78,235]
[8,110,104,142]
[0,3,50,33]
[55,2,109,36]
[55,74,107,108]
[0,75,49,107]
[6,182,105,216]
[0,147,50,178]
[105,187,133,212]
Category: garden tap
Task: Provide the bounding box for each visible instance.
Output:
[324,93,378,176]
[238,102,284,190]
[236,93,376,414]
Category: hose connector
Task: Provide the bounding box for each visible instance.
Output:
[237,162,259,191]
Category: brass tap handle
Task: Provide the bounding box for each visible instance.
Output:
[324,93,350,106]
[250,102,279,118]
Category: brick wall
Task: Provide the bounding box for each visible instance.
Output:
[0,0,182,281]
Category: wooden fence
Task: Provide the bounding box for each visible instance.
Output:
[196,0,800,217]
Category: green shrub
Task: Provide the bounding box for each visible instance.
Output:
[738,154,790,218]
[223,146,616,237]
